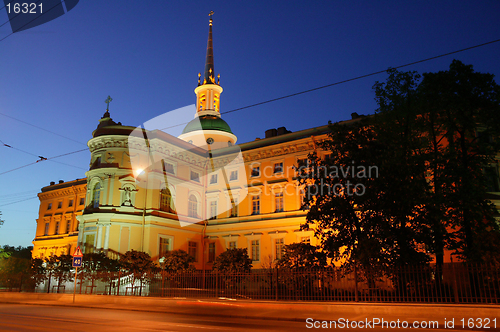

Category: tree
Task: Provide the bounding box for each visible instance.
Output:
[80,252,120,294]
[276,242,327,269]
[45,254,73,293]
[0,211,4,228]
[160,250,195,272]
[0,246,34,291]
[211,248,252,273]
[119,250,157,296]
[418,60,500,263]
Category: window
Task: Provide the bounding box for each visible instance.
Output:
[92,183,101,208]
[275,238,285,260]
[57,202,62,209]
[55,221,60,235]
[68,200,73,208]
[85,234,95,254]
[300,189,309,209]
[209,200,217,220]
[188,241,198,262]
[275,192,284,212]
[190,171,200,182]
[79,197,85,206]
[230,170,238,181]
[251,240,260,262]
[159,237,170,258]
[301,236,311,244]
[228,241,237,249]
[210,174,218,184]
[47,203,52,210]
[66,219,71,233]
[273,162,283,174]
[163,162,175,174]
[188,195,198,218]
[252,195,260,215]
[208,243,216,263]
[44,223,49,236]
[251,166,260,177]
[160,187,174,212]
[230,198,238,217]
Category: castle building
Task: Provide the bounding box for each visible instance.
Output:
[32,16,500,268]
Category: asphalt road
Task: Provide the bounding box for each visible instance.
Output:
[0,303,499,331]
[0,304,304,331]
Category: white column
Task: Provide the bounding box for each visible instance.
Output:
[103,224,111,251]
[96,224,103,250]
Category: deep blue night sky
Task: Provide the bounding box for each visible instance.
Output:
[1,1,500,246]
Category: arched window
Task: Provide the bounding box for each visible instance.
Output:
[92,183,101,208]
[160,187,175,213]
[188,195,198,218]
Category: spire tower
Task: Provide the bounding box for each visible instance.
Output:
[179,12,237,149]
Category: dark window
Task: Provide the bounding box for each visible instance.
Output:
[188,241,198,262]
[190,171,200,182]
[273,162,283,174]
[208,243,216,263]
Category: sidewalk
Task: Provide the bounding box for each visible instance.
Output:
[0,292,498,323]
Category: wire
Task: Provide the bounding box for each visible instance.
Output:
[158,37,500,132]
[1,139,87,171]
[0,197,37,207]
[0,112,87,145]
[0,148,88,175]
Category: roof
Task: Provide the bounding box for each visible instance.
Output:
[182,115,233,134]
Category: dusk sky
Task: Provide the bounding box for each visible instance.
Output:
[1,1,500,247]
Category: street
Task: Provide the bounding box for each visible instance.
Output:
[0,304,304,331]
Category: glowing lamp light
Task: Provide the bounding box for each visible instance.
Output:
[134,168,144,177]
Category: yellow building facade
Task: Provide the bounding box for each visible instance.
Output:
[32,16,500,268]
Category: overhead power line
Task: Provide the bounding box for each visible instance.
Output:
[0,112,87,145]
[0,148,88,176]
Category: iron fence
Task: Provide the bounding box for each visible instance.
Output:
[29,263,500,304]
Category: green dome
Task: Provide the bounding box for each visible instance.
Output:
[182,115,233,134]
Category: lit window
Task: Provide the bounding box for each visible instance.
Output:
[57,202,62,209]
[44,223,49,236]
[252,195,260,215]
[275,238,284,260]
[230,198,238,217]
[251,166,260,177]
[274,162,283,174]
[228,241,237,249]
[210,174,218,184]
[188,241,198,262]
[68,200,73,207]
[188,195,198,218]
[275,192,284,212]
[55,221,59,235]
[159,237,170,258]
[301,236,311,244]
[160,187,174,213]
[209,200,217,220]
[92,183,101,208]
[230,170,238,181]
[47,203,52,210]
[190,171,200,182]
[208,243,216,263]
[251,240,260,262]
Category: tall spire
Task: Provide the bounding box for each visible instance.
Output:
[203,11,216,85]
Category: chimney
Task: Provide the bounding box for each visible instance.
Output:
[351,112,360,119]
[277,127,291,136]
[265,129,277,138]
[50,181,55,186]
[59,180,64,184]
